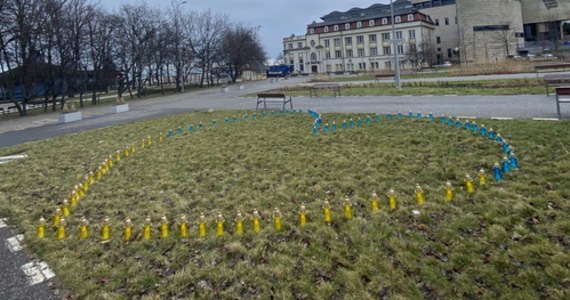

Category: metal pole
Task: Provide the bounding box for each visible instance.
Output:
[390,0,401,90]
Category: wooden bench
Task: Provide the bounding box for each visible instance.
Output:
[535,62,570,73]
[555,87,570,119]
[544,74,570,96]
[374,73,395,82]
[310,83,341,97]
[256,93,293,111]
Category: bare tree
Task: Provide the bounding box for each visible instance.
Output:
[493,26,517,57]
[220,24,266,83]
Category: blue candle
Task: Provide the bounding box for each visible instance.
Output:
[262,111,266,119]
[456,120,461,129]
[480,126,486,137]
[293,109,296,113]
[502,157,510,173]
[332,122,337,132]
[225,117,229,124]
[253,113,257,120]
[366,115,371,125]
[342,120,347,129]
[168,129,174,137]
[429,113,434,121]
[312,126,317,136]
[465,121,471,130]
[189,124,194,132]
[324,123,329,134]
[472,122,478,133]
[198,122,203,129]
[387,113,392,121]
[285,110,289,116]
[496,134,503,143]
[279,110,283,116]
[448,117,454,126]
[398,112,402,120]
[502,141,510,154]
[299,108,303,113]
[233,116,237,123]
[493,162,502,181]
[488,129,495,140]
[417,112,422,120]
[509,153,518,169]
[441,115,445,124]
[271,111,275,118]
[212,120,217,127]
[375,113,380,123]
[408,111,413,119]
[357,118,363,127]
[178,127,182,135]
[349,119,355,128]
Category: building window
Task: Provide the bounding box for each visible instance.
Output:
[397,45,404,54]
[311,52,317,61]
[324,26,329,33]
[358,62,366,70]
[383,46,391,55]
[447,48,452,58]
[356,35,364,44]
[385,61,392,69]
[358,49,365,57]
[369,34,377,43]
[288,43,293,49]
[297,42,303,48]
[345,37,352,45]
[334,38,341,47]
[309,28,315,34]
[324,39,330,47]
[382,18,388,25]
[345,23,350,30]
[335,50,342,58]
[407,14,414,21]
[326,65,331,72]
[370,47,378,56]
[346,50,353,58]
[436,36,441,44]
[445,18,449,25]
[326,51,331,59]
[382,32,390,41]
[310,40,315,47]
[435,19,439,26]
[409,30,415,39]
[395,31,403,40]
[334,25,339,31]
[437,48,441,52]
[356,21,362,28]
[369,19,375,26]
[395,16,401,23]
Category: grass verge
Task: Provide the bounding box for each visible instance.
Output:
[0,111,568,299]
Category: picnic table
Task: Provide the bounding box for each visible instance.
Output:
[543,74,570,96]
[310,83,341,97]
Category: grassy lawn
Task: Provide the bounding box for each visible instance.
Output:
[0,111,569,299]
[256,78,545,97]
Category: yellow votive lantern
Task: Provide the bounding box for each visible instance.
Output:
[143,217,152,240]
[478,169,487,186]
[371,191,379,212]
[101,217,110,241]
[415,185,425,205]
[124,218,133,242]
[344,196,353,219]
[79,217,89,239]
[465,174,475,194]
[216,212,225,237]
[445,181,454,202]
[273,208,283,231]
[252,210,261,233]
[235,211,244,235]
[389,189,397,210]
[37,217,46,239]
[62,200,70,217]
[323,201,332,225]
[57,218,66,240]
[160,216,169,239]
[199,213,207,237]
[53,208,62,227]
[299,203,307,227]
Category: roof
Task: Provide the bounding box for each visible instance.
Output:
[309,0,414,28]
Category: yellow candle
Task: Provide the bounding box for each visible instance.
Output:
[445,181,454,202]
[344,197,353,219]
[323,201,331,225]
[79,217,89,239]
[199,213,207,237]
[273,208,282,231]
[147,136,152,146]
[389,189,397,210]
[124,218,133,242]
[415,185,425,205]
[57,218,66,240]
[88,172,95,184]
[179,215,188,238]
[76,184,85,199]
[299,203,307,227]
[37,217,46,239]
[478,169,487,186]
[107,156,113,168]
[466,174,475,194]
[140,139,145,149]
[371,191,379,212]
[62,200,70,217]
[124,146,130,157]
[116,150,121,162]
[235,211,244,235]
[101,217,110,241]
[83,177,89,192]
[216,212,225,237]
[70,191,78,206]
[53,208,62,227]
[131,144,136,153]
[252,210,261,233]
[143,217,152,240]
[159,133,163,142]
[160,216,169,239]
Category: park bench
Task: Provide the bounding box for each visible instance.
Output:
[256,93,293,111]
[310,83,341,97]
[543,74,570,96]
[555,86,570,119]
[374,73,395,82]
[535,62,570,73]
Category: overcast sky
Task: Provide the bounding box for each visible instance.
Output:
[99,0,392,61]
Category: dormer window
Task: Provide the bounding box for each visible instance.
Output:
[356,21,362,28]
[334,24,339,31]
[407,14,414,21]
[324,26,329,32]
[395,16,401,23]
[345,23,350,30]
[309,28,315,34]
[382,18,388,25]
[369,19,375,26]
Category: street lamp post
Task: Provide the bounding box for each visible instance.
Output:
[390,0,401,90]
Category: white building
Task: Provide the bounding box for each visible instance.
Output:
[283,1,435,74]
